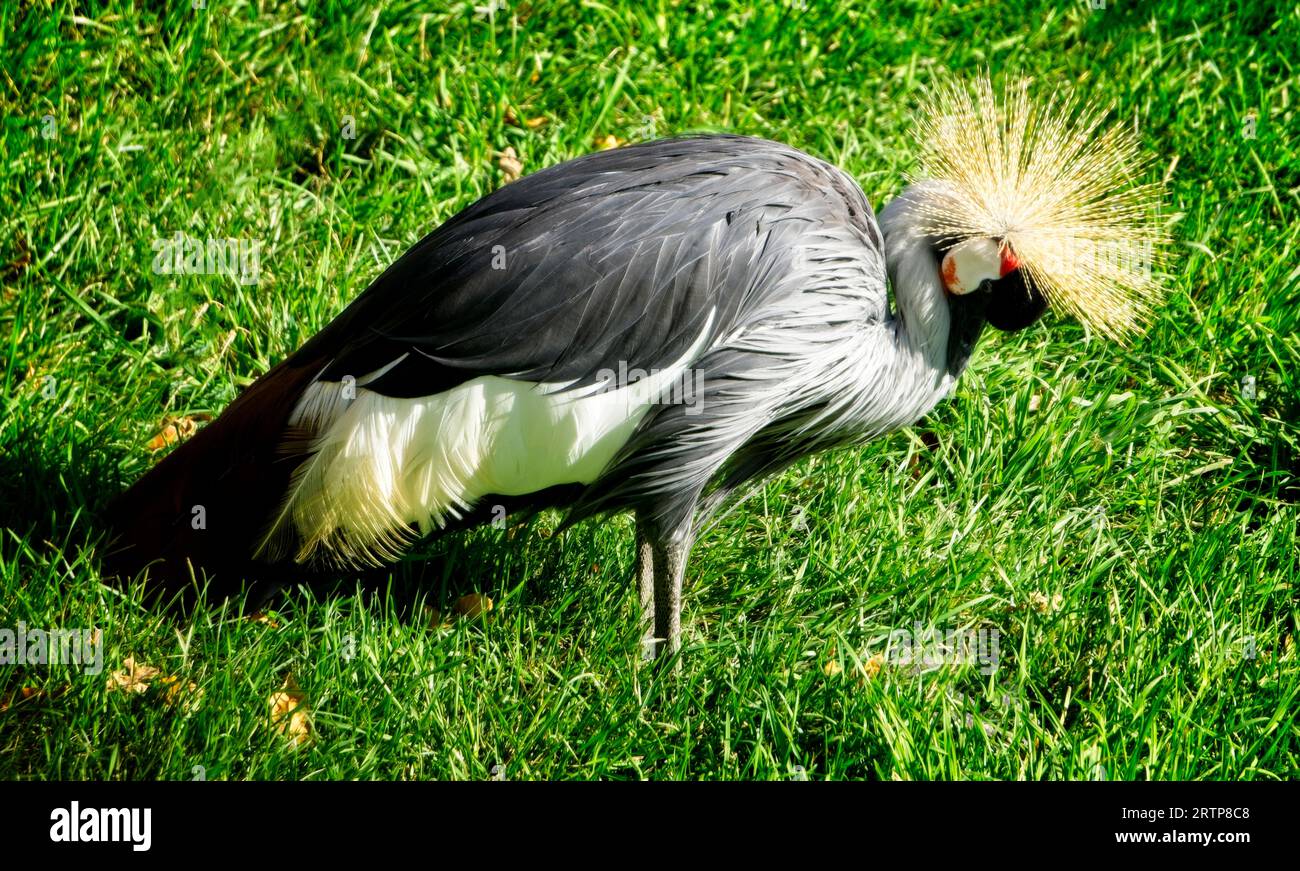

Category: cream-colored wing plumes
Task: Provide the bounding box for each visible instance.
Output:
[910,73,1170,339]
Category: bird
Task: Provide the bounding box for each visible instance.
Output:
[105,74,1168,660]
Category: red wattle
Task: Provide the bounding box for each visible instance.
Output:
[999,248,1020,277]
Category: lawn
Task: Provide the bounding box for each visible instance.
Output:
[1,0,1296,780]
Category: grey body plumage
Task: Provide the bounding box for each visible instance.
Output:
[313,136,965,518]
[303,135,984,657]
[112,135,1033,656]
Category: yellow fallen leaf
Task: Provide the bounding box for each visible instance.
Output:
[497,146,523,182]
[822,659,843,677]
[454,594,494,619]
[107,657,160,694]
[145,414,210,451]
[146,423,179,451]
[857,653,886,682]
[594,134,624,150]
[269,678,313,747]
[525,116,548,129]
[158,675,204,712]
[1028,592,1063,615]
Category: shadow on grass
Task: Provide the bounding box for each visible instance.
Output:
[0,419,124,562]
[0,425,620,622]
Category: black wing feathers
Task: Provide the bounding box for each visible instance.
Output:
[297,135,882,397]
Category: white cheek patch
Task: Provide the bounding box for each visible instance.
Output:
[260,316,714,567]
[941,237,1003,295]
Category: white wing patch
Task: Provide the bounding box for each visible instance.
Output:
[259,317,714,567]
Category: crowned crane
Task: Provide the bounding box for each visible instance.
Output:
[107,76,1167,659]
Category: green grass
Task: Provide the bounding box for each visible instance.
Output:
[1,0,1297,780]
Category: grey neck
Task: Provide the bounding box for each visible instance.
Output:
[877,184,964,403]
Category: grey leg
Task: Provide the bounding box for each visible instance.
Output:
[634,509,696,663]
[635,518,656,661]
[649,532,692,662]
